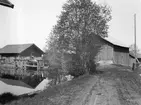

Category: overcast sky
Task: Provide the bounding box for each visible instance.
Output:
[0,0,141,50]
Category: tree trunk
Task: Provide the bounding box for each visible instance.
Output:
[87,59,96,74]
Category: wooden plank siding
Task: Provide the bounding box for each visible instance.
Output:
[94,35,114,64]
[95,44,114,63]
[93,35,129,66]
[113,46,129,66]
[114,51,129,66]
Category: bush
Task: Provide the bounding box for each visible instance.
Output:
[47,67,60,79]
[67,60,85,78]
[46,67,63,85]
[0,92,18,104]
[68,66,85,78]
[87,60,97,74]
[67,58,97,77]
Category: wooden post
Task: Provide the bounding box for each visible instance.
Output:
[37,60,39,74]
[134,14,137,69]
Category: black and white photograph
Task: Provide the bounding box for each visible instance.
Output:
[0,0,141,105]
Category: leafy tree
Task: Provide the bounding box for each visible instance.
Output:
[47,0,111,76]
[43,48,63,84]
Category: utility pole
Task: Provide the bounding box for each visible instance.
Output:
[134,14,137,69]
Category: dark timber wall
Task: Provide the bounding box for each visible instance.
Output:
[93,35,129,66]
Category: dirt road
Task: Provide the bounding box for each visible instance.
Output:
[70,66,141,105]
[5,65,141,105]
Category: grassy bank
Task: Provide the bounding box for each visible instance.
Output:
[4,74,93,105]
[3,65,141,105]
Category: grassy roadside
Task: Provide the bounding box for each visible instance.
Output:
[4,74,94,105]
[3,65,141,105]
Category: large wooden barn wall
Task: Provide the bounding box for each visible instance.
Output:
[113,46,129,66]
[94,36,114,63]
[95,44,114,62]
[114,51,129,66]
[93,35,129,66]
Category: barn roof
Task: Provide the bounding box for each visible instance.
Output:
[0,43,43,54]
[104,36,129,48]
[0,0,14,8]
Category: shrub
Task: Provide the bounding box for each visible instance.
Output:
[87,60,97,74]
[47,67,59,79]
[0,92,18,104]
[67,60,85,78]
[46,67,63,85]
[68,67,85,78]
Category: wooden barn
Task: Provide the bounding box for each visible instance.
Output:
[0,43,44,58]
[93,35,130,66]
[0,43,44,73]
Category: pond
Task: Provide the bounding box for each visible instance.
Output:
[0,80,34,95]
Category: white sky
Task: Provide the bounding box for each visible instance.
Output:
[0,0,141,50]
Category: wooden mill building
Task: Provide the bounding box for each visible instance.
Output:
[0,43,44,73]
[0,43,44,58]
[93,35,130,66]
